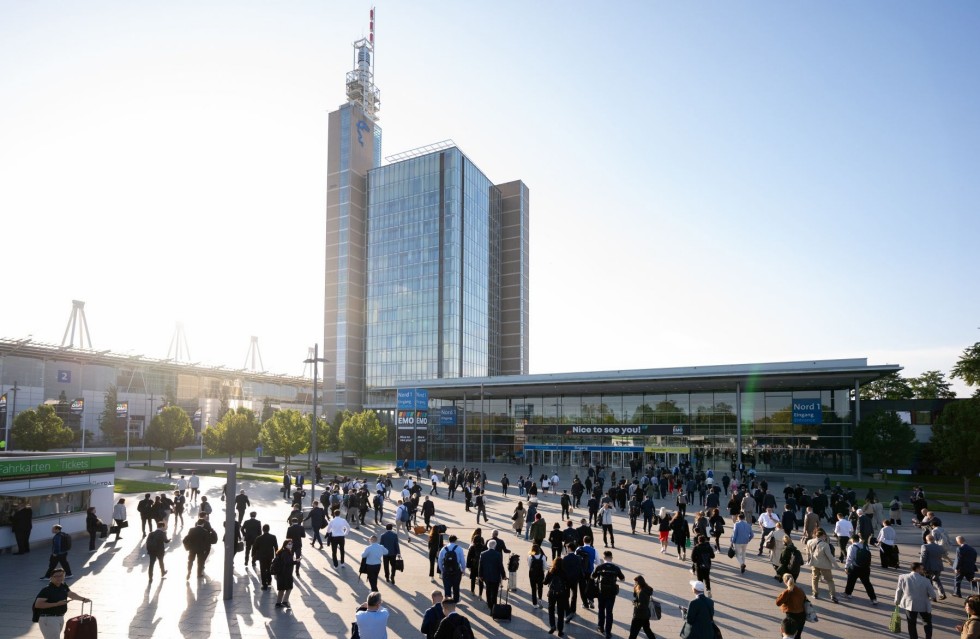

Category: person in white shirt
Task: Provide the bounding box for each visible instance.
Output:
[834,513,853,563]
[758,507,781,555]
[326,513,350,568]
[176,475,188,495]
[188,472,201,503]
[550,473,560,492]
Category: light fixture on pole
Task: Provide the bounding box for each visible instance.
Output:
[303,344,328,506]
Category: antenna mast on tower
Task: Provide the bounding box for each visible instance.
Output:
[346,7,381,121]
[61,300,94,349]
[244,336,265,372]
[167,322,192,363]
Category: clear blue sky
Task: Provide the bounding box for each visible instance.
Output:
[1,2,977,393]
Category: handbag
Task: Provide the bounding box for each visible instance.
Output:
[727,546,736,559]
[359,557,368,575]
[119,520,130,528]
[889,606,902,633]
[649,599,662,620]
[804,598,818,623]
[394,554,404,572]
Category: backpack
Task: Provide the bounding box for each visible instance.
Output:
[452,620,475,639]
[855,544,872,568]
[529,554,545,579]
[399,507,410,523]
[58,532,72,552]
[790,547,804,571]
[595,565,620,597]
[208,528,219,545]
[442,545,462,578]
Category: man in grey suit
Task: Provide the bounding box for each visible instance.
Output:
[919,534,947,599]
[894,562,937,639]
[478,539,505,612]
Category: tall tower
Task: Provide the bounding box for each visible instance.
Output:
[323,9,382,416]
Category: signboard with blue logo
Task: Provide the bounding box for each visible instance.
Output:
[792,399,822,425]
[57,370,72,383]
[396,389,428,469]
[438,407,457,426]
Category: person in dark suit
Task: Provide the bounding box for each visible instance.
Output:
[241,512,262,566]
[434,599,473,639]
[680,580,715,639]
[420,590,445,639]
[12,500,33,554]
[478,539,506,612]
[253,524,279,590]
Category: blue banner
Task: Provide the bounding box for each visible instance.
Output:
[396,388,429,410]
[792,399,822,425]
[438,406,457,426]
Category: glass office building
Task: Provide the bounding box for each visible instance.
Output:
[403,358,900,475]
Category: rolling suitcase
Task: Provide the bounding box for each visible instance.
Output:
[492,586,512,621]
[64,601,97,639]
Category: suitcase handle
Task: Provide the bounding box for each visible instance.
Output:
[79,600,92,616]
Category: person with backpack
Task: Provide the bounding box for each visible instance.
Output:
[183,517,216,580]
[433,598,474,639]
[670,510,691,561]
[690,535,716,597]
[628,574,657,639]
[576,536,598,609]
[41,524,73,580]
[544,555,571,637]
[145,519,170,582]
[777,536,805,582]
[438,534,466,603]
[592,550,626,639]
[528,543,548,609]
[272,540,297,609]
[843,534,878,605]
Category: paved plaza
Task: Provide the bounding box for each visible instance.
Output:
[3,460,972,638]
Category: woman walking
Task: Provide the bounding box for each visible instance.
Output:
[657,508,671,554]
[544,555,570,637]
[467,528,486,596]
[549,523,565,560]
[775,574,807,639]
[272,541,297,609]
[512,502,526,536]
[767,523,786,575]
[877,518,899,569]
[670,511,690,561]
[628,574,657,639]
[111,498,127,542]
[690,535,715,596]
[528,543,548,609]
[708,508,725,552]
[777,536,803,582]
[427,526,444,579]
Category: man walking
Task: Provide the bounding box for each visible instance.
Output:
[183,518,215,580]
[146,520,170,582]
[326,511,350,568]
[304,501,327,550]
[807,529,839,603]
[241,511,262,566]
[188,471,200,503]
[434,599,474,639]
[478,539,506,612]
[680,580,715,639]
[379,524,401,585]
[137,493,154,537]
[591,550,626,639]
[438,534,466,603]
[920,533,947,599]
[41,524,73,580]
[234,489,250,524]
[12,500,33,554]
[894,562,936,639]
[361,534,388,591]
[954,536,978,598]
[730,512,754,574]
[600,502,616,548]
[842,535,878,604]
[286,517,305,576]
[421,590,445,639]
[253,524,278,590]
[758,507,780,555]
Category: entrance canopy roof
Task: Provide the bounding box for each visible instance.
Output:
[396,359,901,399]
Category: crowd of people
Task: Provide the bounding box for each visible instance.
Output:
[22,461,980,639]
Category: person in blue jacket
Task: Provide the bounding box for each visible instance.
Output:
[679,580,715,639]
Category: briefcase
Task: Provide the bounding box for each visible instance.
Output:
[492,587,512,622]
[64,601,98,639]
[394,554,404,572]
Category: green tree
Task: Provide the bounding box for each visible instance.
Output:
[221,406,262,468]
[327,411,347,453]
[932,398,980,514]
[260,400,277,424]
[99,385,125,446]
[852,411,918,479]
[259,409,310,467]
[909,370,957,399]
[630,403,655,424]
[145,405,194,461]
[339,410,387,472]
[951,342,980,396]
[859,372,914,400]
[12,404,75,451]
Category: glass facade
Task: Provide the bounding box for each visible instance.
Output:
[427,388,856,474]
[364,148,502,394]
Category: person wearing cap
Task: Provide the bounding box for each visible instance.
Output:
[679,580,715,639]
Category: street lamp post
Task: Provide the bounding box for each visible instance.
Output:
[304,344,328,506]
[5,381,21,451]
